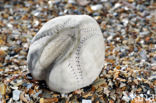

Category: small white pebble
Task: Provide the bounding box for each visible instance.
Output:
[7,23,13,28]
[122,19,129,26]
[124,6,129,10]
[91,4,103,11]
[114,3,121,9]
[82,99,92,103]
[48,1,53,8]
[122,95,130,102]
[13,89,21,101]
[0,46,9,51]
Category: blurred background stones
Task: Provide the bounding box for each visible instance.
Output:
[0,0,155,102]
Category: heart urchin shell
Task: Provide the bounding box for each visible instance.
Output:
[27,15,105,93]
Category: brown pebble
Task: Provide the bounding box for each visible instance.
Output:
[0,83,6,95]
[0,49,6,57]
[40,98,58,103]
[150,65,156,71]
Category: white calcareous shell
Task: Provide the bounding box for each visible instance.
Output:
[27,15,105,93]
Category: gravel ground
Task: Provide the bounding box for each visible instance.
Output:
[0,0,156,103]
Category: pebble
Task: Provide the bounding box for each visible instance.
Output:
[0,83,6,95]
[76,0,90,6]
[13,89,21,101]
[110,3,121,11]
[90,4,103,11]
[140,31,150,36]
[32,10,41,17]
[68,0,76,4]
[26,84,33,90]
[120,83,126,88]
[33,20,40,27]
[150,65,156,71]
[122,92,130,102]
[122,19,129,26]
[40,97,58,103]
[0,46,9,51]
[48,1,53,8]
[7,23,13,28]
[82,99,92,103]
[139,50,147,60]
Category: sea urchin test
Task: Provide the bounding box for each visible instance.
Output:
[27,15,105,93]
